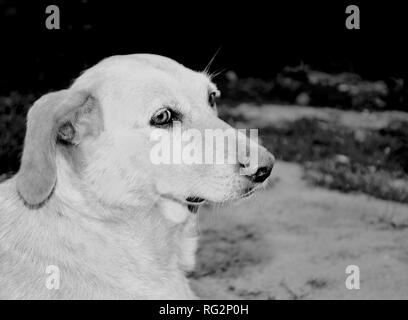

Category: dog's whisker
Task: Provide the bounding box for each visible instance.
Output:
[209,68,227,80]
[203,46,222,75]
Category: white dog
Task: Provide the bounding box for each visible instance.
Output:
[0,54,274,299]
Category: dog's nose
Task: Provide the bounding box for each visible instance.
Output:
[250,165,273,183]
[240,153,275,183]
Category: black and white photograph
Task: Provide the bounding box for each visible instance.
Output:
[0,0,407,308]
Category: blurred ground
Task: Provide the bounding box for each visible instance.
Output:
[190,104,408,299]
[190,161,408,299]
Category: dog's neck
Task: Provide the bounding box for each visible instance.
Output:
[8,157,198,298]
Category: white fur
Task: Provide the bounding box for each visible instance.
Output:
[0,54,274,299]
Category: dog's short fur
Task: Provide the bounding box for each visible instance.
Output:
[0,54,274,299]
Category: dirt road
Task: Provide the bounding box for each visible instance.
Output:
[191,161,408,299]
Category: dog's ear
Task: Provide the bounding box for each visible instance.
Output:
[16,89,97,208]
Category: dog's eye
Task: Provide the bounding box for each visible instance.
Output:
[150,108,174,126]
[208,92,217,108]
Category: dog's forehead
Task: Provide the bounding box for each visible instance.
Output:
[77,54,212,101]
[130,54,194,78]
[98,54,209,86]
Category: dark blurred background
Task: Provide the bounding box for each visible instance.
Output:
[1,1,406,92]
[1,1,407,203]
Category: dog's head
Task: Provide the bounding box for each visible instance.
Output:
[16,54,274,213]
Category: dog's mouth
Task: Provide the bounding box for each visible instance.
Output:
[160,188,257,214]
[241,187,257,199]
[159,193,205,213]
[186,196,205,213]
